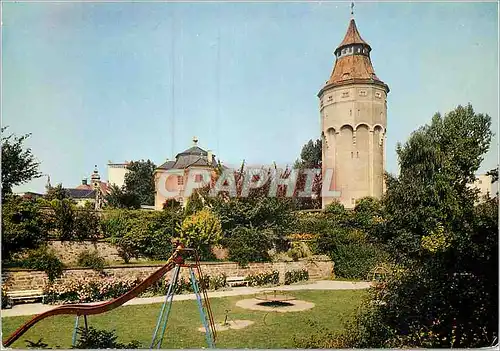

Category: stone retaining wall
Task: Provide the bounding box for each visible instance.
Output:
[46,240,122,265]
[2,259,334,292]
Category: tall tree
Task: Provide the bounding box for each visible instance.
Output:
[123,160,156,206]
[293,138,322,209]
[45,183,70,201]
[1,127,41,197]
[486,167,498,183]
[294,138,322,169]
[105,184,141,209]
[331,104,497,348]
[1,196,46,259]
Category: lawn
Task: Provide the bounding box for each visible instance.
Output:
[2,290,366,349]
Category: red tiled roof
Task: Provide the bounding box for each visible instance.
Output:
[337,19,369,49]
[327,54,380,85]
[75,182,109,194]
[320,18,388,92]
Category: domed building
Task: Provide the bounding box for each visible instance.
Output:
[154,137,220,209]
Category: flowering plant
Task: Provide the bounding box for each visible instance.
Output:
[44,276,141,304]
[246,270,279,286]
[284,269,309,285]
[286,233,318,241]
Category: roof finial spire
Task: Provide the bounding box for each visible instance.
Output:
[350,2,355,18]
[192,136,198,146]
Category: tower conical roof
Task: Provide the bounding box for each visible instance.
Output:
[320,17,388,94]
[336,18,370,51]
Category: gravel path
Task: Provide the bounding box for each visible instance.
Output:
[1,280,371,317]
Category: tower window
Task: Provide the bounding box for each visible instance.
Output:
[328,95,333,102]
[375,92,382,99]
[342,91,349,98]
[349,109,352,116]
[359,90,367,97]
[177,176,184,186]
[195,174,203,182]
[351,152,354,158]
[357,151,359,158]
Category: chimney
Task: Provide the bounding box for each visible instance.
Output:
[207,150,213,164]
[82,178,88,186]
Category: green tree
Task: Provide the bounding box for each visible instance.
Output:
[45,183,70,201]
[293,138,322,209]
[49,199,76,241]
[110,210,180,262]
[1,195,46,259]
[224,226,273,266]
[74,209,101,241]
[105,184,141,209]
[486,167,498,183]
[124,160,156,206]
[1,127,41,197]
[178,208,222,259]
[327,104,497,348]
[294,138,322,169]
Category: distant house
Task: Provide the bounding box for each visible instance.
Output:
[15,192,44,200]
[64,166,110,209]
[154,137,220,210]
[107,161,130,188]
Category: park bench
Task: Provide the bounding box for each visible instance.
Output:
[6,289,46,305]
[226,276,249,287]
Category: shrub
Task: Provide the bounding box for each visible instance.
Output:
[332,242,388,279]
[141,273,227,298]
[287,241,313,261]
[178,209,222,260]
[247,271,279,286]
[1,195,47,260]
[44,276,141,304]
[100,210,136,239]
[293,212,332,237]
[48,199,77,241]
[317,227,388,279]
[209,273,227,290]
[323,201,350,225]
[73,327,141,349]
[162,198,182,211]
[1,288,12,309]
[224,226,273,266]
[284,269,309,285]
[21,246,64,282]
[73,210,101,241]
[209,192,295,243]
[110,210,180,262]
[77,250,106,272]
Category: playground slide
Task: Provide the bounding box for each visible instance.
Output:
[2,250,181,347]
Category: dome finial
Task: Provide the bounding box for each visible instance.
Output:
[193,136,198,146]
[350,2,355,18]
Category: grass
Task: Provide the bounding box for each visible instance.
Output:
[2,289,366,349]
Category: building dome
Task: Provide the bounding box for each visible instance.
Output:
[157,137,218,170]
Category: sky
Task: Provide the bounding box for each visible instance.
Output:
[2,1,498,193]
